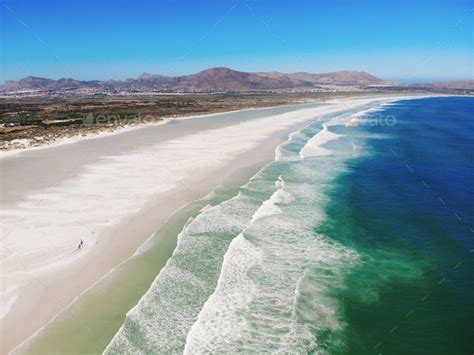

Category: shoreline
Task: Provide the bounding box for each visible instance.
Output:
[0,105,255,159]
[0,95,433,353]
[0,93,414,159]
[0,98,328,158]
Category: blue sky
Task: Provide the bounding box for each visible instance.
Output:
[1,0,472,82]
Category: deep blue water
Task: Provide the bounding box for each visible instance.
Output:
[320,96,474,353]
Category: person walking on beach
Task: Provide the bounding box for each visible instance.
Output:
[77,239,84,251]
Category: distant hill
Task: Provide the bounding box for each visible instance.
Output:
[2,76,100,92]
[256,70,389,86]
[409,80,474,90]
[288,71,388,86]
[174,67,311,91]
[1,67,471,94]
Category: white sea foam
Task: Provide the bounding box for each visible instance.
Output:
[183,233,263,353]
[183,168,359,353]
[344,106,378,127]
[104,185,259,354]
[275,175,285,189]
[183,178,287,353]
[251,177,292,223]
[299,123,343,158]
[276,130,307,161]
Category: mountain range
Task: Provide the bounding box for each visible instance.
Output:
[1,67,472,94]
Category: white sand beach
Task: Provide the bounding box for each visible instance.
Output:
[0,96,417,352]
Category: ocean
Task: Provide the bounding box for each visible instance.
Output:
[106,96,474,354]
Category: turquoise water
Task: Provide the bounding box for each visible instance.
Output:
[106,97,473,354]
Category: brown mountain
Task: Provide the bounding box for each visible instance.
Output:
[5,67,468,94]
[175,67,311,92]
[2,67,316,93]
[3,76,100,92]
[287,71,387,85]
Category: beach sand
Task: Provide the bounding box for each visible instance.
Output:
[0,96,417,353]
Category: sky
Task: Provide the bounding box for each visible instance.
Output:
[1,0,473,82]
